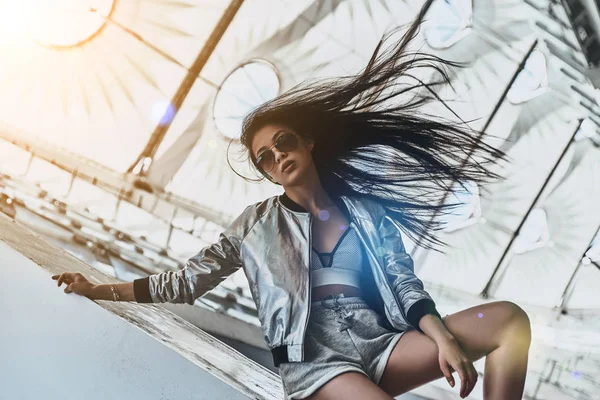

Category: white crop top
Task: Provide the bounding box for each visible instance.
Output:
[310,225,364,289]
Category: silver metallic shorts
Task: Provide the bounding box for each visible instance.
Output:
[278,294,408,399]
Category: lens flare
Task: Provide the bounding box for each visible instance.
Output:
[318,210,330,221]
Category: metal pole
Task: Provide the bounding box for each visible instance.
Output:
[557,224,600,312]
[126,0,246,175]
[90,8,188,70]
[66,168,78,198]
[165,207,178,250]
[481,119,584,298]
[23,152,35,177]
[480,40,539,135]
[113,186,124,221]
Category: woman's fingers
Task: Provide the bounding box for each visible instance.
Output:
[456,361,478,398]
[439,361,455,388]
[59,273,70,287]
[466,363,478,397]
[53,272,74,287]
[456,364,468,398]
[53,272,93,298]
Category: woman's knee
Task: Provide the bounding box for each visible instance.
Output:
[497,301,531,346]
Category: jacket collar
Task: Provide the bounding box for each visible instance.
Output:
[278,192,306,212]
[278,192,352,220]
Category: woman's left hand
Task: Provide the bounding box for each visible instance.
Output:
[437,337,478,398]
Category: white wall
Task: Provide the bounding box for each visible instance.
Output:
[0,242,253,400]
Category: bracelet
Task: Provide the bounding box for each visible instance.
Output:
[110,284,120,302]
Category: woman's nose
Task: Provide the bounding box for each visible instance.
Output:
[273,149,287,164]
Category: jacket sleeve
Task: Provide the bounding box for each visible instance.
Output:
[377,210,441,332]
[133,205,253,305]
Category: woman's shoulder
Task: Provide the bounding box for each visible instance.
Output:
[222,197,276,238]
[231,196,279,228]
[244,196,279,218]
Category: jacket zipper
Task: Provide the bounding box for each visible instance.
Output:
[349,220,408,323]
[301,213,313,361]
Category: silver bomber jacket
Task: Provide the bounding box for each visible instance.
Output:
[133,193,440,366]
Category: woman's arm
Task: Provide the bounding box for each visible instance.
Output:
[376,205,442,332]
[90,282,136,302]
[421,313,479,397]
[418,314,453,345]
[132,204,256,305]
[374,205,479,395]
[52,273,138,302]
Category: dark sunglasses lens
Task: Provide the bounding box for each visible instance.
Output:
[276,132,298,151]
[257,152,275,171]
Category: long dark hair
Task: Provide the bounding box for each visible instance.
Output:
[229,1,507,250]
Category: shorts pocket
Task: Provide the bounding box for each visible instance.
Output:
[356,308,394,332]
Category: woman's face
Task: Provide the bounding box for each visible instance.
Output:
[250,123,315,186]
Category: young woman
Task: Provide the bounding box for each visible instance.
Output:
[52,4,532,399]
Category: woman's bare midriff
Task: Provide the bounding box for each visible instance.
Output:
[311,284,362,302]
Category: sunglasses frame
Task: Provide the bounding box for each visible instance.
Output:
[255,131,299,174]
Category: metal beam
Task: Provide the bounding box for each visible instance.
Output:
[535,20,580,52]
[481,39,539,134]
[127,0,245,175]
[91,8,187,71]
[557,224,600,312]
[481,119,584,298]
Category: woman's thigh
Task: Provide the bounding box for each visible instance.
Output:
[306,372,393,400]
[378,301,527,396]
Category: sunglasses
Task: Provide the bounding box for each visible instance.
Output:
[255,131,299,173]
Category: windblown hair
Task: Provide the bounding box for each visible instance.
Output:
[230,1,507,250]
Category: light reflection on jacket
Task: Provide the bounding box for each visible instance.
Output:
[134,193,439,366]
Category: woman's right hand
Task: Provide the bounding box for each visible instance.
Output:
[52,272,95,298]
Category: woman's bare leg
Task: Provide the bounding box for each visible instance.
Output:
[305,372,393,400]
[378,301,531,399]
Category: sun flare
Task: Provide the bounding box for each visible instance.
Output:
[0,0,115,48]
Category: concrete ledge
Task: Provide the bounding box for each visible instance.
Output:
[0,213,283,399]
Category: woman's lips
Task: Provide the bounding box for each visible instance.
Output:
[282,161,295,172]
